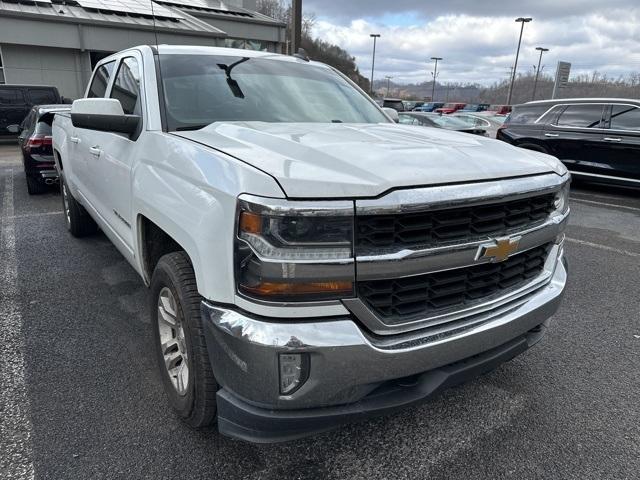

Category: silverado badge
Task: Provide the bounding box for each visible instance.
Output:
[476,236,521,263]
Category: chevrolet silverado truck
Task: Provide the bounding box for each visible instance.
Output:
[52,45,570,443]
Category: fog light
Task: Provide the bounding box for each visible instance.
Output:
[279,353,309,395]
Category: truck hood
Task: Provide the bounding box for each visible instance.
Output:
[174,122,565,198]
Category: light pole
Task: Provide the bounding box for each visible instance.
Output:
[369,33,381,96]
[506,17,532,105]
[430,57,442,101]
[385,75,393,97]
[532,46,549,100]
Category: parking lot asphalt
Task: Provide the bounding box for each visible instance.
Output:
[1,143,639,480]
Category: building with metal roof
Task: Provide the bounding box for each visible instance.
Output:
[0,0,286,98]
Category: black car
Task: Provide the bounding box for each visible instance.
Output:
[497,98,640,188]
[399,112,488,136]
[16,104,70,194]
[0,85,62,138]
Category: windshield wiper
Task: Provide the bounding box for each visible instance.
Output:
[217,57,250,99]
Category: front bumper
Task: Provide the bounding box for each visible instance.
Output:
[202,256,567,442]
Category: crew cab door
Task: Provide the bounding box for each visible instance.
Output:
[601,103,640,181]
[73,60,117,202]
[543,103,608,175]
[86,54,144,256]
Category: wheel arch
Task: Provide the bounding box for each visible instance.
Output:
[137,214,201,289]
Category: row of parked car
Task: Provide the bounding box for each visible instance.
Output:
[0,84,70,194]
[2,82,638,194]
[391,98,640,189]
[382,98,513,115]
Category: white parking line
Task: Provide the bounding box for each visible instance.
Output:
[566,237,640,258]
[0,170,35,480]
[570,197,640,213]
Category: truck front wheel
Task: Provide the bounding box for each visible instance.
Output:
[150,252,218,428]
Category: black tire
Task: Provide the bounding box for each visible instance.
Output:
[150,251,218,428]
[60,174,98,237]
[26,175,47,195]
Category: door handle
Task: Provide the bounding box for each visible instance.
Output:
[544,133,559,137]
[89,146,102,157]
[70,136,81,144]
[603,137,622,142]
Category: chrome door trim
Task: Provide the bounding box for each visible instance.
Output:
[569,171,640,184]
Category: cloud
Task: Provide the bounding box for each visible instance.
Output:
[309,5,640,85]
[304,0,634,23]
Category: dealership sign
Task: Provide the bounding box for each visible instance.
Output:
[552,61,572,98]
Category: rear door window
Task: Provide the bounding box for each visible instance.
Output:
[506,105,549,125]
[0,88,24,105]
[556,104,604,128]
[609,105,640,131]
[28,88,57,105]
[88,61,116,98]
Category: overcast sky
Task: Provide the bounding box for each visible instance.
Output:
[302,0,640,85]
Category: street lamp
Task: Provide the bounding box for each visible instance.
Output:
[506,17,532,105]
[532,46,549,100]
[369,33,381,96]
[385,75,393,97]
[430,57,442,101]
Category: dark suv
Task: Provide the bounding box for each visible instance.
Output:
[0,85,62,138]
[497,98,640,188]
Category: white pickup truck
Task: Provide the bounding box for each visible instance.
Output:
[53,45,570,443]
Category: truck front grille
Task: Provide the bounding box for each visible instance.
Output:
[355,193,555,251]
[357,243,551,324]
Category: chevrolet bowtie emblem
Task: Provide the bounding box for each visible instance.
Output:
[476,236,521,263]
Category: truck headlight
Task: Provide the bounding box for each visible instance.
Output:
[553,182,570,216]
[235,195,355,302]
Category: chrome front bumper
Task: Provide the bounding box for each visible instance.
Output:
[202,254,566,417]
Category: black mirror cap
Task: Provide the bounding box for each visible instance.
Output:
[71,113,140,135]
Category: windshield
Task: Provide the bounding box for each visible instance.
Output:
[159,54,388,131]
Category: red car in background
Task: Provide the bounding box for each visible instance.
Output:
[435,102,466,114]
[486,104,512,115]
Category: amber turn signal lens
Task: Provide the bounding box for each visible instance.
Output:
[242,281,353,297]
[239,211,262,234]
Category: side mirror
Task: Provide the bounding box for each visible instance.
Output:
[383,107,399,123]
[6,124,20,134]
[71,98,140,135]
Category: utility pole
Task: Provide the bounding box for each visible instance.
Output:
[430,56,442,101]
[507,17,532,105]
[385,75,393,97]
[532,46,549,100]
[369,33,381,96]
[291,0,302,55]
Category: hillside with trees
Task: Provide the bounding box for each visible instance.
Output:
[376,71,640,104]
